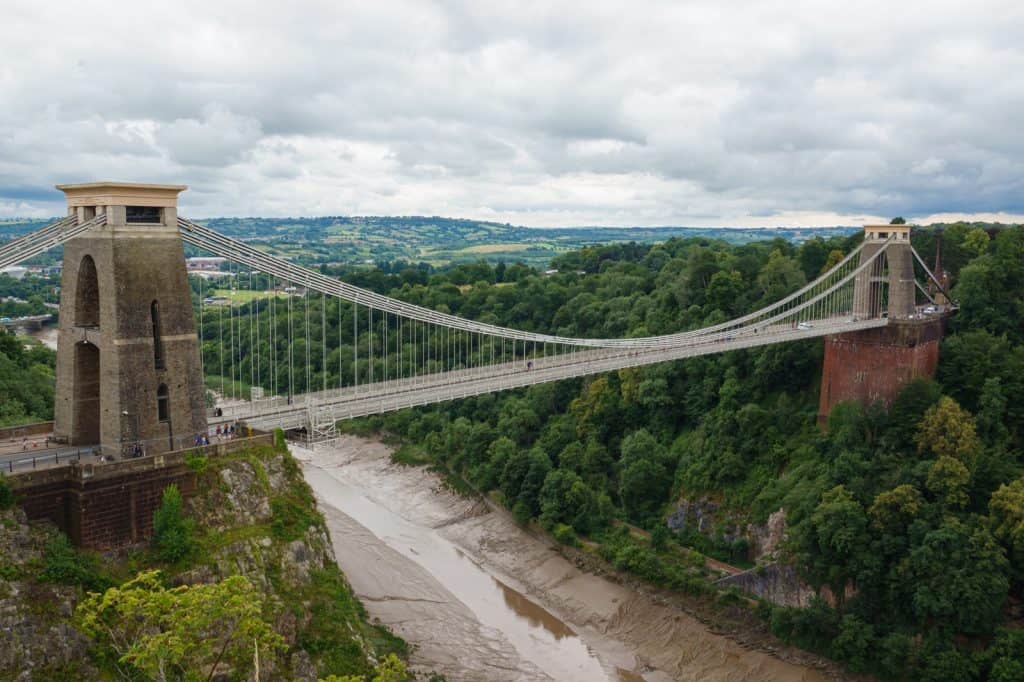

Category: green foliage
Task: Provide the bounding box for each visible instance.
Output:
[0,328,56,425]
[0,472,12,509]
[183,449,208,473]
[597,529,711,596]
[75,570,285,681]
[39,533,110,592]
[319,653,410,682]
[271,492,321,542]
[552,523,580,547]
[151,484,195,564]
[989,477,1024,579]
[299,567,408,678]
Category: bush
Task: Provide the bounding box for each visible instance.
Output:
[39,533,109,591]
[273,427,287,451]
[0,473,12,509]
[184,449,208,473]
[152,484,195,563]
[552,523,580,547]
[270,494,320,542]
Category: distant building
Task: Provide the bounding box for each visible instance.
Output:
[1,266,28,280]
[186,256,227,271]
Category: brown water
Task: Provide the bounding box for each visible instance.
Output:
[28,326,58,350]
[296,438,830,682]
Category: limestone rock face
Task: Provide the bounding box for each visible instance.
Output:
[747,507,788,561]
[0,508,97,679]
[0,446,376,681]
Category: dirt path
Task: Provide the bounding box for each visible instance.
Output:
[295,436,830,682]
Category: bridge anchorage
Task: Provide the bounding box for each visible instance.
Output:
[2,181,955,458]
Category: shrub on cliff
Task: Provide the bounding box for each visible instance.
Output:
[0,473,12,509]
[39,533,110,592]
[152,484,195,564]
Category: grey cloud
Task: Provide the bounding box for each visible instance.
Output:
[0,0,1022,225]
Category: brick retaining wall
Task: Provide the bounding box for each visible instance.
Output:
[7,432,274,549]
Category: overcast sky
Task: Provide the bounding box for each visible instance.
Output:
[1,1,1022,227]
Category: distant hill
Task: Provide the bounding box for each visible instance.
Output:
[8,214,1013,268]
[190,216,860,266]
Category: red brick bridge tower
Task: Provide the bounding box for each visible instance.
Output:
[818,224,948,425]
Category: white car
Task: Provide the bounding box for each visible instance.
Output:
[797,322,813,330]
[923,306,937,314]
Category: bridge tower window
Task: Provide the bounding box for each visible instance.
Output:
[126,206,162,223]
[151,300,164,370]
[157,383,170,422]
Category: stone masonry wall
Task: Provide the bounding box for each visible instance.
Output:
[8,433,273,549]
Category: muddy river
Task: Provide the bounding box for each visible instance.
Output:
[293,437,828,682]
[28,325,58,350]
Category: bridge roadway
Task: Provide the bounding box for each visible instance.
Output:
[217,315,888,432]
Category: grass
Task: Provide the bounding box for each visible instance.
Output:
[204,375,253,400]
[390,443,433,466]
[454,243,533,254]
[208,289,288,304]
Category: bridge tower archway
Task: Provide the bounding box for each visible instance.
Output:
[75,255,99,327]
[52,182,207,455]
[72,341,101,444]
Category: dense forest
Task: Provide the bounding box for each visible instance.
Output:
[193,221,1023,680]
[0,330,56,426]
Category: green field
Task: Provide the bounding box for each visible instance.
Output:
[207,289,288,304]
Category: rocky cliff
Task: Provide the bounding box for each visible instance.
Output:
[0,442,404,681]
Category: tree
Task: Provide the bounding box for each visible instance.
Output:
[76,570,284,681]
[925,456,970,509]
[796,485,869,599]
[620,457,668,524]
[820,249,845,275]
[890,217,906,225]
[517,448,552,517]
[885,378,942,449]
[756,249,807,304]
[868,484,924,536]
[914,396,981,466]
[963,227,990,259]
[619,429,667,469]
[830,614,875,673]
[989,477,1024,579]
[477,436,516,491]
[898,519,1009,636]
[705,270,745,316]
[975,377,1009,449]
[152,484,195,564]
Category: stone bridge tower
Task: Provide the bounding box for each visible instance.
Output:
[852,224,916,319]
[53,182,207,455]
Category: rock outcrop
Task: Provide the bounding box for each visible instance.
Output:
[0,443,399,681]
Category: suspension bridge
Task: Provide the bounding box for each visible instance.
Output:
[1,183,953,458]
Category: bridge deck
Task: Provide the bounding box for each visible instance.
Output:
[217,316,887,432]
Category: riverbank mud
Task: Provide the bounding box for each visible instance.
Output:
[295,436,831,681]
